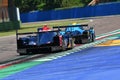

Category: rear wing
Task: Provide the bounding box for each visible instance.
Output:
[16,30,59,35]
[16,30,59,40]
[53,24,88,29]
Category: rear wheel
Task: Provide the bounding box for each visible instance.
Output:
[92,34,95,42]
[19,49,33,55]
[89,33,95,42]
[82,30,90,43]
[74,36,82,44]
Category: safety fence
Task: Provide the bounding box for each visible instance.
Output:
[20,2,120,23]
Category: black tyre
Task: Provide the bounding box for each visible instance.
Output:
[19,52,27,55]
[74,36,82,44]
[62,39,68,50]
[91,34,95,42]
[68,38,74,49]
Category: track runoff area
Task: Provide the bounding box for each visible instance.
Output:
[0,29,120,80]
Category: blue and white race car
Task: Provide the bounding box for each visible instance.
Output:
[53,24,95,44]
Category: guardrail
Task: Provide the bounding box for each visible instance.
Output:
[20,2,120,23]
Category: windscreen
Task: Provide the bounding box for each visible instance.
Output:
[37,32,57,45]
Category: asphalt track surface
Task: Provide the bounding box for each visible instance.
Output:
[0,33,120,80]
[0,15,120,63]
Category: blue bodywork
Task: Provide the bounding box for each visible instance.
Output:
[60,26,83,36]
[19,36,37,45]
[19,31,57,46]
[58,25,95,38]
[53,24,95,44]
[37,32,57,45]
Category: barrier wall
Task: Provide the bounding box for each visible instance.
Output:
[20,2,120,23]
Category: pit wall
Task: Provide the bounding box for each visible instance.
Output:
[20,2,120,23]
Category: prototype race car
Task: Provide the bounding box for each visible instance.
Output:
[16,27,74,55]
[53,24,95,44]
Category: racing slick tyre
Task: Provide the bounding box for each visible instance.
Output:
[62,39,68,50]
[17,49,27,55]
[91,34,95,42]
[68,38,74,49]
[82,30,90,43]
[19,52,28,55]
[19,51,32,55]
[89,33,95,42]
[18,49,33,55]
[74,36,82,44]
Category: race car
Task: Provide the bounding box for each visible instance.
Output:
[53,24,95,44]
[16,26,74,55]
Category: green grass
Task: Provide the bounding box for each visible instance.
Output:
[0,19,88,37]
